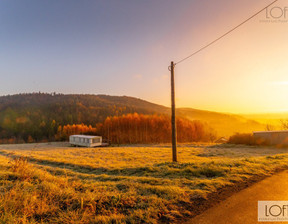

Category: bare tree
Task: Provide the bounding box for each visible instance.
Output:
[265,124,275,131]
[280,119,288,130]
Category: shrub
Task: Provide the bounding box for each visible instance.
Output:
[228,133,256,145]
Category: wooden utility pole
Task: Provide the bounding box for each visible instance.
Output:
[170,61,177,162]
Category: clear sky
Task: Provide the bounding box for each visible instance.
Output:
[0,0,287,113]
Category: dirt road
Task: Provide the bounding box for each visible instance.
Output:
[187,170,288,224]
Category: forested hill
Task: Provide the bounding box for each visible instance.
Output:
[0,93,169,142]
[0,93,266,142]
[0,93,169,123]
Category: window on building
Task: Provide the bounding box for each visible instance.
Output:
[93,138,100,143]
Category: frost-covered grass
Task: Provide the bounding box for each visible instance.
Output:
[0,143,288,223]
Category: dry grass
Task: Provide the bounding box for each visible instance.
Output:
[0,142,288,223]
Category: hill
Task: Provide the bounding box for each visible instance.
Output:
[241,113,288,129]
[0,93,168,119]
[0,93,169,142]
[176,108,266,137]
[0,93,266,142]
[0,93,169,125]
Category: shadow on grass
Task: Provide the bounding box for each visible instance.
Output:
[0,151,227,180]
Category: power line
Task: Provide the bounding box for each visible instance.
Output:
[175,0,279,65]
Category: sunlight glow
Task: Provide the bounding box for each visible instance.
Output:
[272,81,288,86]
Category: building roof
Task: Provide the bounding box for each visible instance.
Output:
[70,135,101,139]
[253,130,288,134]
[215,137,228,143]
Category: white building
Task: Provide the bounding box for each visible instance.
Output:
[69,135,102,147]
[253,131,288,145]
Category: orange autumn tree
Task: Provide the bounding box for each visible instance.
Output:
[96,113,216,144]
[56,124,96,140]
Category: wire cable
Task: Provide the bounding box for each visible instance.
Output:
[175,0,279,65]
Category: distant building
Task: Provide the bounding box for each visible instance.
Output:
[215,137,228,144]
[69,135,102,147]
[253,131,288,145]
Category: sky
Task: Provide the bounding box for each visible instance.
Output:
[0,0,287,114]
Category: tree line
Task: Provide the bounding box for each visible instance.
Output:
[56,113,216,144]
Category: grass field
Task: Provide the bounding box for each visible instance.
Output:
[1,142,288,223]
